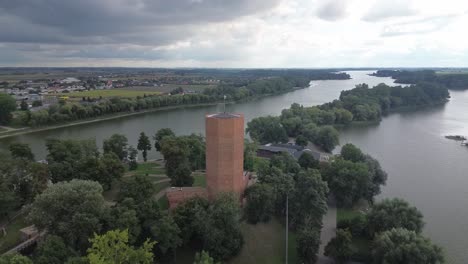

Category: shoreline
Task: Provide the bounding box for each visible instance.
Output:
[0,86,311,139]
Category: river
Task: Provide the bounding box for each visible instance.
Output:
[1,71,467,263]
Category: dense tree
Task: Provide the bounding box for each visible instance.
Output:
[295,135,308,147]
[270,152,300,174]
[290,170,328,227]
[0,184,17,219]
[322,158,370,207]
[315,125,339,152]
[87,229,155,264]
[137,132,151,162]
[149,213,182,254]
[298,152,319,169]
[244,183,274,224]
[171,161,194,187]
[243,140,257,171]
[0,254,33,264]
[100,152,125,189]
[35,235,77,264]
[372,228,444,264]
[362,155,387,202]
[367,198,424,236]
[28,180,107,251]
[173,197,210,244]
[203,194,244,261]
[0,93,17,125]
[153,128,175,152]
[246,116,288,144]
[193,251,219,264]
[296,223,321,264]
[127,146,138,170]
[324,229,354,264]
[103,134,128,160]
[9,143,35,161]
[340,143,364,163]
[119,175,155,203]
[173,194,243,261]
[107,198,141,243]
[257,166,295,216]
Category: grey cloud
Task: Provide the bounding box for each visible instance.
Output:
[381,14,458,37]
[316,0,348,21]
[0,0,280,43]
[362,0,417,22]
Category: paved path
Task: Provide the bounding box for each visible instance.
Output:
[317,197,337,264]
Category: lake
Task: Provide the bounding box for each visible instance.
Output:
[1,71,467,263]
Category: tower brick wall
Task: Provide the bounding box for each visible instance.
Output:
[205,113,246,198]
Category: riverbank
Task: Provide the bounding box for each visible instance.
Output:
[0,86,311,140]
[0,102,221,139]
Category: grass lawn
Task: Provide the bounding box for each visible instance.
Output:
[133,162,165,175]
[192,173,206,188]
[337,207,363,222]
[157,195,169,210]
[66,89,160,98]
[228,218,297,264]
[154,181,170,194]
[0,215,28,253]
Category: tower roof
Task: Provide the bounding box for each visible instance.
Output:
[206,112,241,119]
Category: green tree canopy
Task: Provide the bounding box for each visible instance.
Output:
[246,116,288,144]
[244,183,274,224]
[372,228,444,264]
[35,235,77,264]
[87,229,155,264]
[0,93,17,125]
[103,134,128,160]
[367,198,424,236]
[324,229,354,264]
[137,132,151,162]
[322,158,370,207]
[340,143,364,163]
[119,175,155,203]
[296,223,321,264]
[28,180,107,251]
[9,143,35,161]
[0,254,33,264]
[298,152,319,170]
[193,251,219,264]
[295,135,308,147]
[153,128,175,151]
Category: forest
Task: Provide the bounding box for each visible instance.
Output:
[372,69,468,90]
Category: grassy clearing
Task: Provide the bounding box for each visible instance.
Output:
[337,207,362,222]
[154,181,171,194]
[193,173,206,188]
[228,218,297,264]
[157,195,169,210]
[66,89,160,98]
[0,215,28,253]
[133,162,165,175]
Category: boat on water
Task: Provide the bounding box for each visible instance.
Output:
[445,135,467,141]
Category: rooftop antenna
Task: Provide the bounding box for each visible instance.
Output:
[223,95,227,113]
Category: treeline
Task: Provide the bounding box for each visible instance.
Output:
[7,72,349,127]
[372,69,468,90]
[247,82,449,152]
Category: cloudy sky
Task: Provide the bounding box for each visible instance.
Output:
[1,0,468,67]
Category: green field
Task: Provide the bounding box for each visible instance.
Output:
[133,162,165,175]
[337,207,363,222]
[66,89,160,98]
[123,84,216,93]
[228,219,297,264]
[193,173,206,187]
[0,215,28,253]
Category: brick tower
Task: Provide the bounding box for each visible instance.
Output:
[205,113,246,198]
